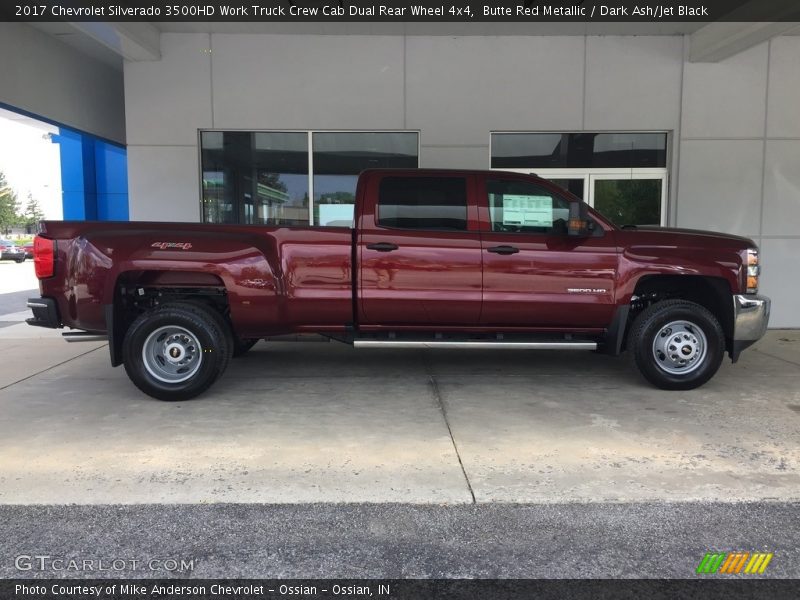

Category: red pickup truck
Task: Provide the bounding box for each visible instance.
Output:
[27,169,770,401]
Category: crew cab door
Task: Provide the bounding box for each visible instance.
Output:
[479,175,618,328]
[358,172,482,325]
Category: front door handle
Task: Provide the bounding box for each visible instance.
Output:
[366,242,399,252]
[487,245,520,255]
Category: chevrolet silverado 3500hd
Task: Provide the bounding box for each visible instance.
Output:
[27,169,770,400]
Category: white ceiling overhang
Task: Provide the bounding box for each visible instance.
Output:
[30,18,800,71]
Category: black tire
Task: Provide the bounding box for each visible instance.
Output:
[233,338,258,357]
[15,257,24,263]
[122,302,231,401]
[628,299,724,390]
[175,299,257,358]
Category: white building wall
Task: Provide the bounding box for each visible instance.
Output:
[124,32,800,326]
[0,23,125,144]
[124,33,212,221]
[676,38,800,327]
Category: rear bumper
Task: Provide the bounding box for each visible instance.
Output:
[731,294,770,361]
[26,297,61,329]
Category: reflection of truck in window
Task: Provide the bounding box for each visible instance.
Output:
[27,169,769,400]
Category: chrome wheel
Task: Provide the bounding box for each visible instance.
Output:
[142,325,203,384]
[651,320,707,375]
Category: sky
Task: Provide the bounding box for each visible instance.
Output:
[0,110,63,221]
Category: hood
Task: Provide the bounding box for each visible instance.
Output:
[615,226,756,251]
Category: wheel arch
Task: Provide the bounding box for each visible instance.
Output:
[611,274,734,355]
[106,270,231,367]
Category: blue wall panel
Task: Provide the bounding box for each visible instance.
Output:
[95,141,129,221]
[54,129,96,220]
[54,127,128,221]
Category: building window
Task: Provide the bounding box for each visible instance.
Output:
[200,130,419,226]
[491,132,667,169]
[490,132,668,227]
[313,132,418,226]
[201,131,308,225]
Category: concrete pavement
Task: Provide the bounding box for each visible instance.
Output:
[0,315,798,504]
[1,292,798,580]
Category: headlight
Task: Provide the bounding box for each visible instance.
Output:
[746,248,759,294]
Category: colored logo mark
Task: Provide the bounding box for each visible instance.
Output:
[696,552,773,574]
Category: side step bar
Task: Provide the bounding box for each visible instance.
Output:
[63,332,108,343]
[353,340,597,350]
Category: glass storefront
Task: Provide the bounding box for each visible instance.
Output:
[593,178,663,227]
[200,131,419,226]
[491,132,669,227]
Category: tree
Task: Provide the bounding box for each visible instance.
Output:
[23,193,45,233]
[0,170,20,236]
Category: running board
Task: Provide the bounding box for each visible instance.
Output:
[353,340,597,350]
[63,332,108,343]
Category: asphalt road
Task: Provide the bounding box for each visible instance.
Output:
[0,260,37,326]
[0,289,35,321]
[2,502,798,579]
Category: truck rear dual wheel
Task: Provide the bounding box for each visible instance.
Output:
[175,299,258,357]
[233,338,258,357]
[122,302,232,401]
[628,299,725,390]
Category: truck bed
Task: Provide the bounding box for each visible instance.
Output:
[37,221,354,336]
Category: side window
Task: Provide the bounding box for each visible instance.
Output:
[378,177,468,231]
[487,179,570,234]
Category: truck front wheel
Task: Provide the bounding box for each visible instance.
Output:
[122,303,231,401]
[628,300,724,390]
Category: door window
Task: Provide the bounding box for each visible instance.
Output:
[486,179,570,234]
[377,177,468,231]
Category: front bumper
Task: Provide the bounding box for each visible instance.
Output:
[731,294,770,361]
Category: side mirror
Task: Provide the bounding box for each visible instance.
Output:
[567,201,591,236]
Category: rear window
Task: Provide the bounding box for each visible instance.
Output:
[377,177,468,231]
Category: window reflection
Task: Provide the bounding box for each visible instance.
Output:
[594,179,662,227]
[313,132,418,226]
[548,178,585,199]
[201,131,309,225]
[491,132,667,169]
[201,131,419,226]
[314,174,359,227]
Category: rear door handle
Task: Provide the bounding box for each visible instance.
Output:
[487,245,520,255]
[366,242,399,252]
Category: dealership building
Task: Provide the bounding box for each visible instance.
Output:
[1,19,799,326]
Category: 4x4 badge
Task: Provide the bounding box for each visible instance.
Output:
[151,242,193,250]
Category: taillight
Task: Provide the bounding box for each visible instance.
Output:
[33,236,55,279]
